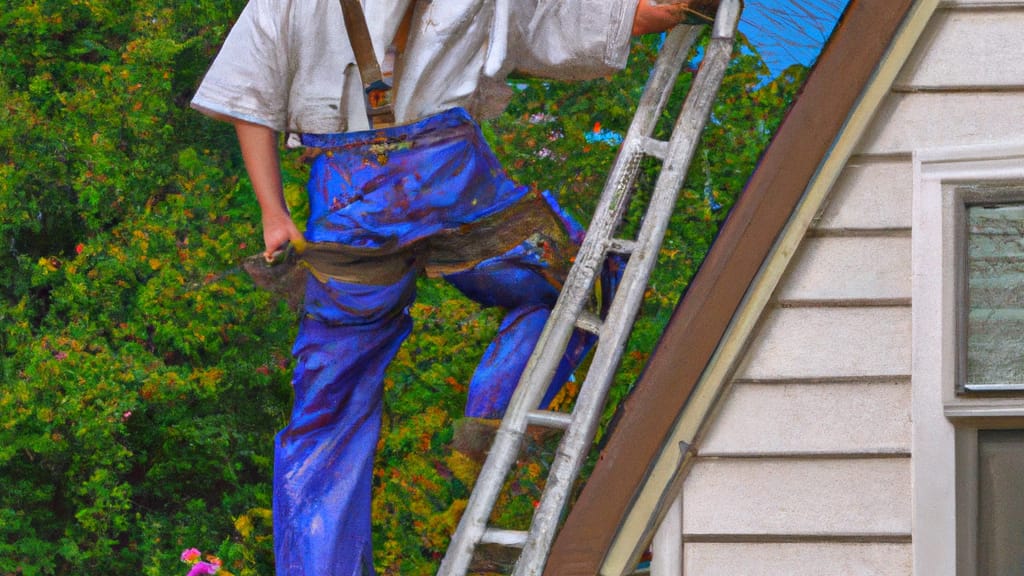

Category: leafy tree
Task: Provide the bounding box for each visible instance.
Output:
[0,3,806,574]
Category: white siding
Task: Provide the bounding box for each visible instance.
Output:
[735,307,912,381]
[814,160,913,231]
[682,459,911,535]
[857,92,1024,155]
[675,4,1024,575]
[776,236,911,302]
[898,8,1024,88]
[700,381,911,456]
[684,543,912,576]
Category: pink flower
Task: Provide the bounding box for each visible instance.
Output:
[180,548,202,564]
[186,561,220,576]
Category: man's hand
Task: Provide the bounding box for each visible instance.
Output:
[632,0,721,36]
[261,209,303,262]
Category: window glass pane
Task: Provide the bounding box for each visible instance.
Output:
[965,203,1024,390]
[977,430,1024,575]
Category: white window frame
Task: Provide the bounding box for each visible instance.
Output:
[912,142,1024,576]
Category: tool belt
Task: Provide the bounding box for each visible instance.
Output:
[243,192,576,309]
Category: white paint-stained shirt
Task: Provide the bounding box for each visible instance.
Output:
[190,0,639,134]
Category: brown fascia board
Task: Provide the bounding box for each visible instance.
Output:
[545,0,918,573]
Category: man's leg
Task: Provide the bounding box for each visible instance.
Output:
[444,192,621,419]
[273,271,416,576]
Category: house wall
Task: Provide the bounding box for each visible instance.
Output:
[672,2,1024,574]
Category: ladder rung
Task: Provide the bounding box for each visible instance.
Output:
[575,310,603,335]
[641,136,670,160]
[527,409,573,430]
[608,238,638,255]
[480,528,528,548]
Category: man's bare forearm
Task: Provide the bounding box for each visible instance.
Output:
[233,120,302,258]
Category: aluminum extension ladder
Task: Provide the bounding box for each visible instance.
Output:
[438,3,742,575]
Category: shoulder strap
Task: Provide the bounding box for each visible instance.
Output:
[339,0,415,128]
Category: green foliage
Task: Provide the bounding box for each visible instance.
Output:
[0,1,287,574]
[0,4,807,575]
[0,0,244,307]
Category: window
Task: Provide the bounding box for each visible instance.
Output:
[913,144,1024,576]
[958,195,1024,393]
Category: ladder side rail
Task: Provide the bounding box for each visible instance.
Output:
[513,5,742,574]
[436,24,706,576]
[586,23,705,228]
[496,20,705,439]
[500,21,707,426]
[568,23,704,279]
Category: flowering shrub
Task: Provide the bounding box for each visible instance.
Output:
[180,548,224,576]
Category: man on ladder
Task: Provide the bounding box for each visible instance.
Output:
[191,1,719,574]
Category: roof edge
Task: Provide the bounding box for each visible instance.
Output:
[602,0,942,572]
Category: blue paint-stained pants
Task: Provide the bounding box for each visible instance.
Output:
[272,108,611,575]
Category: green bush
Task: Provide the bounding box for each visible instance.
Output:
[0,3,805,574]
